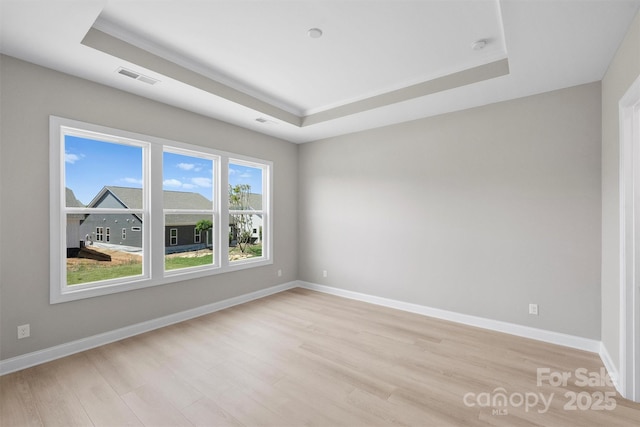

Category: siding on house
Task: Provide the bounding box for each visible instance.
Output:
[78,186,212,252]
[65,188,85,252]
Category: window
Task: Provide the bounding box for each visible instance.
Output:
[228,160,268,263]
[50,116,272,303]
[169,229,178,246]
[163,150,215,272]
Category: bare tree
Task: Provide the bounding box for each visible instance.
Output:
[229,184,253,253]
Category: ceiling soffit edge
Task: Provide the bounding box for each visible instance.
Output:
[82,26,510,128]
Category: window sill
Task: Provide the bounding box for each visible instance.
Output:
[51,257,273,304]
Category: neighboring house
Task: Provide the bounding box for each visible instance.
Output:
[229,192,263,245]
[66,187,85,256]
[78,186,213,254]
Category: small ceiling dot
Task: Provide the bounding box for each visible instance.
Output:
[471,39,488,50]
[308,28,323,39]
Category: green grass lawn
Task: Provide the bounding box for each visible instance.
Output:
[229,244,262,259]
[165,254,213,271]
[68,255,215,284]
[68,245,261,285]
[67,263,143,285]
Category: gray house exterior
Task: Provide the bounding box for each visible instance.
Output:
[79,186,212,254]
[66,187,85,256]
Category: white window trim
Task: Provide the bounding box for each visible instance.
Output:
[50,116,272,303]
[226,158,271,268]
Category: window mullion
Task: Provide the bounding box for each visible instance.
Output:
[149,144,165,279]
[220,156,230,269]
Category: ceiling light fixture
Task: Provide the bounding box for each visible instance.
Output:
[308,28,323,39]
[471,39,487,50]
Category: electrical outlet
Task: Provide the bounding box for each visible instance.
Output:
[529,304,539,315]
[277,269,282,277]
[17,324,30,339]
[322,270,328,278]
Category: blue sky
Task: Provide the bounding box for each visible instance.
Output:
[65,136,262,205]
[65,136,143,205]
[228,162,263,195]
[163,151,214,200]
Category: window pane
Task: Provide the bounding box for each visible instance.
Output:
[65,136,143,208]
[229,213,263,262]
[229,162,262,210]
[165,214,214,271]
[66,214,143,286]
[163,151,214,204]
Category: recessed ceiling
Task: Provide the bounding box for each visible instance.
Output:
[1,0,639,143]
[94,0,507,116]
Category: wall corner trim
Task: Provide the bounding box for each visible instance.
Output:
[599,342,621,392]
[298,281,601,353]
[0,281,298,376]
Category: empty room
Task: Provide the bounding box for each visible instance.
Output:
[2,0,640,425]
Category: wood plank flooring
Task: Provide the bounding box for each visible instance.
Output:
[2,288,640,426]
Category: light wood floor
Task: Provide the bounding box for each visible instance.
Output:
[2,288,640,426]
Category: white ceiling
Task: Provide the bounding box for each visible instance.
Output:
[1,0,639,143]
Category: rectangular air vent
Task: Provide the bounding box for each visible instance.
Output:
[116,67,159,85]
[256,117,277,125]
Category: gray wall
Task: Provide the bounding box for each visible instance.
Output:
[0,55,298,360]
[601,10,640,369]
[298,82,602,339]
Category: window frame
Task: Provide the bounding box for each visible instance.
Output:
[50,116,273,303]
[227,158,270,266]
[169,228,178,246]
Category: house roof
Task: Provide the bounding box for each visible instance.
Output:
[231,193,262,211]
[85,186,262,226]
[163,189,213,210]
[65,187,84,207]
[88,186,213,210]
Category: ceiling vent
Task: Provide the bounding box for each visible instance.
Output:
[116,67,159,85]
[256,117,277,125]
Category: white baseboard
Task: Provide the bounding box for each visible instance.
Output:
[0,281,297,376]
[599,342,621,391]
[298,281,601,353]
[0,280,610,378]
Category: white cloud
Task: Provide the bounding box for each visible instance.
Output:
[239,173,252,179]
[192,177,212,187]
[123,177,143,185]
[177,163,195,171]
[65,153,81,164]
[163,179,182,187]
[182,183,196,189]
